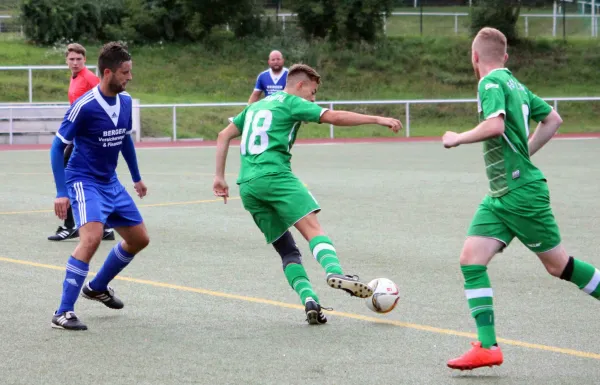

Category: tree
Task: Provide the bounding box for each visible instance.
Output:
[470,0,522,44]
[291,0,392,43]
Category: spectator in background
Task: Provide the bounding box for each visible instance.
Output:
[48,43,114,242]
[247,50,288,104]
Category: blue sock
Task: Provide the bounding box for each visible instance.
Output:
[57,256,89,314]
[89,243,135,291]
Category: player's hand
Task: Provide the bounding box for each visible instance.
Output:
[376,117,403,133]
[134,181,147,198]
[442,131,461,148]
[54,197,70,220]
[213,176,229,204]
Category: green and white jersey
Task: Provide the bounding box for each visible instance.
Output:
[477,68,552,197]
[232,91,327,184]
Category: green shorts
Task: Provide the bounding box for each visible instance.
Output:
[239,173,320,244]
[467,180,561,253]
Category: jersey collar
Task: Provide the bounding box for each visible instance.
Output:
[478,68,511,86]
[92,85,120,127]
[269,67,288,84]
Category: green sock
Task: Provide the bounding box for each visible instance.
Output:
[569,258,600,299]
[461,265,497,348]
[284,263,319,305]
[309,235,343,275]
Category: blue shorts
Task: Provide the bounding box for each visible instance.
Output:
[67,180,143,229]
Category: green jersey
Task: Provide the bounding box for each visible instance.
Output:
[477,68,552,197]
[232,91,326,184]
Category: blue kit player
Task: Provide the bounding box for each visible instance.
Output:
[50,42,150,331]
[247,50,288,104]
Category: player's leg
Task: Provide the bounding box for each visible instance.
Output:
[267,173,372,298]
[539,246,600,299]
[240,179,324,324]
[273,230,327,325]
[48,143,78,241]
[505,181,600,300]
[82,185,147,309]
[52,182,106,331]
[447,197,511,370]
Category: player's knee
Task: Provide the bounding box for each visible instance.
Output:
[131,233,150,252]
[459,245,477,265]
[138,234,150,250]
[281,252,302,269]
[80,232,102,251]
[273,231,302,269]
[543,261,564,277]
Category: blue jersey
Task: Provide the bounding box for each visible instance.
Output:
[56,86,133,185]
[254,68,288,96]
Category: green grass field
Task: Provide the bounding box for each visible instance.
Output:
[2,140,600,384]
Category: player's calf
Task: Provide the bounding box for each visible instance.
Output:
[557,255,600,299]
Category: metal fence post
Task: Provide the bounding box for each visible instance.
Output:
[9,107,13,145]
[454,14,458,34]
[173,106,177,141]
[552,1,557,37]
[132,99,141,142]
[525,16,529,37]
[28,68,33,103]
[554,99,558,112]
[329,103,334,139]
[405,102,410,138]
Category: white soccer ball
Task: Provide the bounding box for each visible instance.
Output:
[365,278,400,314]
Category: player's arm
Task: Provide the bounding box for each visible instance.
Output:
[50,136,68,199]
[290,97,401,132]
[443,116,505,148]
[122,113,146,198]
[320,110,401,132]
[248,75,264,104]
[51,109,81,219]
[528,93,563,156]
[248,90,262,105]
[443,79,505,148]
[214,121,243,203]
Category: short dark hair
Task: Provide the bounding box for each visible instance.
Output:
[98,42,131,77]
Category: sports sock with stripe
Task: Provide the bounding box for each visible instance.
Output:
[284,263,319,305]
[461,264,497,349]
[560,256,600,299]
[309,235,343,275]
[57,256,89,313]
[89,242,135,292]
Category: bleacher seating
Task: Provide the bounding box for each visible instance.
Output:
[0,104,69,144]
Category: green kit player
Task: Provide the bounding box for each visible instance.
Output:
[443,27,600,370]
[213,64,402,325]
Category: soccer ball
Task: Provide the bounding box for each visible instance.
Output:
[365,278,400,314]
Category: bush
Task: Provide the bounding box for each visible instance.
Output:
[20,0,129,45]
[292,0,392,43]
[470,0,521,44]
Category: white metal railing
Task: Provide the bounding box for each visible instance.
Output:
[1,96,600,144]
[0,65,99,103]
[274,11,600,37]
